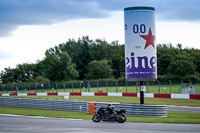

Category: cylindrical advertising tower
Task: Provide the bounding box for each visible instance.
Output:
[124,6,157,81]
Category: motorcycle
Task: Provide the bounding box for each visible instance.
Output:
[92,105,126,123]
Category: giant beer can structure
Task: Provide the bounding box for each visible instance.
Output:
[124,6,157,81]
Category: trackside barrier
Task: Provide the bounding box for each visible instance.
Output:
[27,93,36,96]
[48,92,58,96]
[154,94,171,98]
[108,93,122,96]
[0,97,167,117]
[70,92,81,96]
[122,93,137,97]
[2,94,10,96]
[190,94,200,99]
[171,94,189,99]
[0,97,87,112]
[58,92,69,96]
[95,92,108,96]
[0,92,200,100]
[136,93,154,98]
[17,93,27,96]
[37,93,47,96]
[82,92,95,96]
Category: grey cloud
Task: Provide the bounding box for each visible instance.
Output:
[153,0,200,22]
[0,0,200,37]
[0,0,110,37]
[0,24,18,36]
[97,0,200,22]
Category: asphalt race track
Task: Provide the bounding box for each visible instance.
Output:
[0,114,200,133]
[167,105,200,112]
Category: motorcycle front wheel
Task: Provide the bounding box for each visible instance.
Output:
[92,114,102,122]
[117,114,126,123]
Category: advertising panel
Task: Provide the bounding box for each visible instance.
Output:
[124,6,157,81]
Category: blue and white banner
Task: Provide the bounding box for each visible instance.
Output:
[124,7,157,81]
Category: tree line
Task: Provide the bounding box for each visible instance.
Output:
[0,36,200,84]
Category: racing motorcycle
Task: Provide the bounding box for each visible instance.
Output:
[92,104,126,123]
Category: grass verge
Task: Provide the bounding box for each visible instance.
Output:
[127,111,200,124]
[0,106,92,120]
[0,106,200,124]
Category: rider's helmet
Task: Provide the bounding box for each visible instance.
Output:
[107,104,114,110]
[107,104,112,106]
[107,104,112,108]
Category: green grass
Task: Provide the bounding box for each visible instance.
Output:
[12,96,200,107]
[0,106,200,124]
[127,111,200,124]
[0,106,92,119]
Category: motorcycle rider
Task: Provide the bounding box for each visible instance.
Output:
[107,104,116,118]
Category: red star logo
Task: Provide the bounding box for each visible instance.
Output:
[140,28,155,49]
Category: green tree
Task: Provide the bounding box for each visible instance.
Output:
[42,51,79,81]
[187,48,200,75]
[45,36,125,79]
[58,36,92,79]
[157,54,173,75]
[2,37,200,83]
[0,63,41,83]
[89,39,109,60]
[111,53,125,78]
[157,44,177,75]
[167,52,196,77]
[29,76,50,83]
[85,60,113,79]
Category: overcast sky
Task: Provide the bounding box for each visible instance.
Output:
[0,0,200,72]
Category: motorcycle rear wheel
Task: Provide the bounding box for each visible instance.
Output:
[117,114,126,123]
[92,114,102,122]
